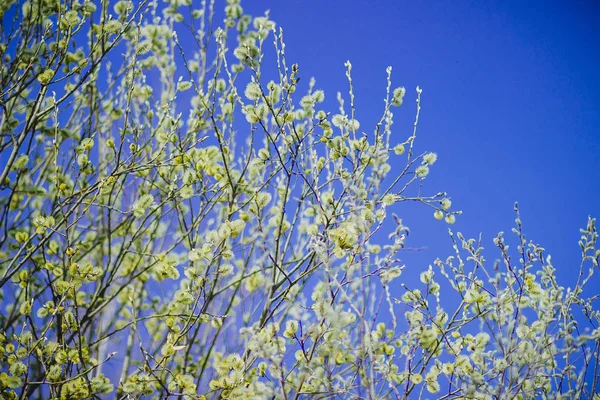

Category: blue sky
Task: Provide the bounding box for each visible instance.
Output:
[242,0,600,292]
[2,0,598,394]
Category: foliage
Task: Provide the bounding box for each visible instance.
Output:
[0,0,598,398]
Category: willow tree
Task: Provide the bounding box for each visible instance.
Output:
[1,0,598,399]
